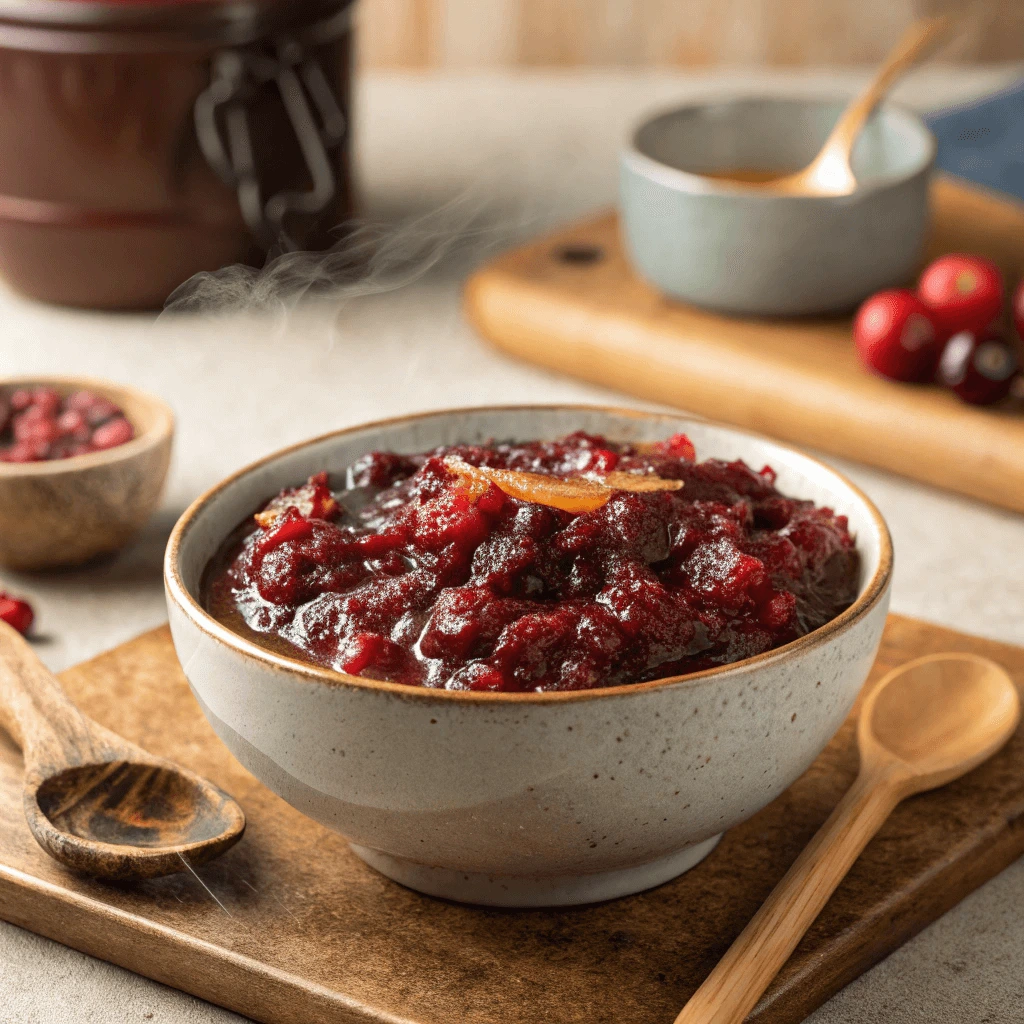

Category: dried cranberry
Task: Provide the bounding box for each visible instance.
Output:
[0,386,135,463]
[91,417,134,450]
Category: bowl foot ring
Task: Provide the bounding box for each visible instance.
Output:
[349,833,722,907]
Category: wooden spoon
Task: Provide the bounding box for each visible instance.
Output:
[748,16,951,196]
[676,652,1020,1024]
[0,622,245,880]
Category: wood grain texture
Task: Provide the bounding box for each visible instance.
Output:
[465,177,1024,514]
[0,617,1023,1024]
[0,622,244,881]
[0,376,173,571]
[355,0,1024,68]
[677,653,1020,1024]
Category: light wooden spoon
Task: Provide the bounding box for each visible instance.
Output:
[0,621,245,880]
[747,16,951,196]
[676,651,1020,1024]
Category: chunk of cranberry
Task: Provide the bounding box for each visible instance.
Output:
[653,433,696,461]
[212,432,858,690]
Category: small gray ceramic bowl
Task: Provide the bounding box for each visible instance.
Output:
[620,97,936,316]
[166,406,892,907]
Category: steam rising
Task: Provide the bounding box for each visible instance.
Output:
[160,189,533,318]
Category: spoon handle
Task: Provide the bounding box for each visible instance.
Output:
[817,16,951,167]
[674,764,905,1024]
[0,621,116,770]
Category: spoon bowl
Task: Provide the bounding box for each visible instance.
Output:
[28,760,245,879]
[861,652,1021,791]
[0,622,245,881]
[677,651,1020,1024]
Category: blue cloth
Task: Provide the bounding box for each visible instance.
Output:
[926,79,1024,201]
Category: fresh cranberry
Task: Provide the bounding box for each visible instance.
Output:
[853,289,939,382]
[0,592,34,635]
[90,417,134,450]
[937,329,1019,405]
[9,389,32,411]
[918,254,1003,337]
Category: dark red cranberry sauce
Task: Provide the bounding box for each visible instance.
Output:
[0,387,134,463]
[205,432,859,692]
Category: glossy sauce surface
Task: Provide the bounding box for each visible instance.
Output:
[205,433,859,692]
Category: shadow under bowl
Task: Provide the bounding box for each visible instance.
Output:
[165,405,892,906]
[620,96,936,316]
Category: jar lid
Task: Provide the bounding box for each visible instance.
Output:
[0,0,353,53]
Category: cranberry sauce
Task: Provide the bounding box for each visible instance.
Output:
[204,433,859,692]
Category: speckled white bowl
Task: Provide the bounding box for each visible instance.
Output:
[165,406,892,907]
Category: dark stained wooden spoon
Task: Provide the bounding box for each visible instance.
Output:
[0,621,244,880]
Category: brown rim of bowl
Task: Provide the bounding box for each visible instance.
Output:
[0,374,174,477]
[165,403,893,704]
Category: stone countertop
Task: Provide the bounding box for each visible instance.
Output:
[2,67,1023,1024]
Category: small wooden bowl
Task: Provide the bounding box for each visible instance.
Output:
[0,376,173,571]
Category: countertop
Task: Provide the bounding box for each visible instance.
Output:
[2,67,1024,1024]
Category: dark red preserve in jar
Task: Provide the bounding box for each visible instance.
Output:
[0,0,354,308]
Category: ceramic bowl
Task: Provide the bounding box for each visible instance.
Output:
[0,376,173,571]
[620,97,936,316]
[165,406,892,907]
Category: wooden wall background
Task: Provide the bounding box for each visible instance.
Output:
[357,0,1024,68]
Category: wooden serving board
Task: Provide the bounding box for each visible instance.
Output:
[2,617,1024,1024]
[465,177,1024,514]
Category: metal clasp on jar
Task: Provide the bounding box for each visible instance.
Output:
[194,35,347,252]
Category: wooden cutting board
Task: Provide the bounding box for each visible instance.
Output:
[465,177,1024,514]
[2,617,1024,1024]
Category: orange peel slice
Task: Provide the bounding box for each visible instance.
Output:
[443,458,681,514]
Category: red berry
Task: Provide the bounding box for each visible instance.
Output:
[88,400,121,426]
[655,433,697,461]
[918,254,1003,337]
[9,389,32,411]
[65,390,97,412]
[56,409,87,436]
[0,592,34,635]
[13,408,60,445]
[1013,279,1024,343]
[853,289,939,382]
[31,387,61,416]
[90,416,134,450]
[937,329,1019,405]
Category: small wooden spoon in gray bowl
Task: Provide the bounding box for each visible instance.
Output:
[0,622,245,880]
